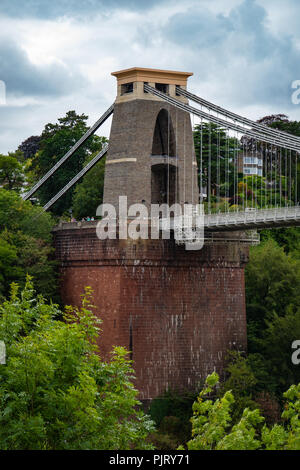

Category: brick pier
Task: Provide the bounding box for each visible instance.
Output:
[53,222,249,400]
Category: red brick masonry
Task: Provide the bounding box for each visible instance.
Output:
[53,222,250,400]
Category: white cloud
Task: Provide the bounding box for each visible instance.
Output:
[0,0,300,154]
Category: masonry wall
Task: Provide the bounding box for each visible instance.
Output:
[103,99,199,212]
[53,223,249,400]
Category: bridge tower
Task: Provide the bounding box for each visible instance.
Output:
[103,67,198,210]
[53,68,252,402]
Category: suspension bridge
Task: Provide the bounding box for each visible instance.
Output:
[22,67,300,233]
[47,67,298,399]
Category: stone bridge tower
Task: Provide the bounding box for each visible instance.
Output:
[103,67,199,211]
[53,68,250,402]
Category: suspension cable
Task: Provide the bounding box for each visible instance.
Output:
[23,104,114,201]
[43,145,108,211]
[177,87,300,146]
[144,84,300,152]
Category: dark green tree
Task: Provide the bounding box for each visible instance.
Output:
[0,154,24,191]
[259,307,300,396]
[0,189,58,301]
[18,135,41,160]
[246,239,300,343]
[29,111,106,215]
[72,154,106,219]
[193,123,241,207]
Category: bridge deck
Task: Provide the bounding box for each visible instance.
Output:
[204,206,300,231]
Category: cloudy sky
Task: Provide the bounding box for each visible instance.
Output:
[0,0,300,153]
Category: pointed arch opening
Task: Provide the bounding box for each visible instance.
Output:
[151,109,176,157]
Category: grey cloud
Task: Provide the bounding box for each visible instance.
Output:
[162,0,300,108]
[163,9,232,49]
[0,0,163,19]
[0,41,86,97]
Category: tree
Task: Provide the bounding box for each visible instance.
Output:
[218,352,259,423]
[18,136,41,160]
[245,238,300,346]
[193,123,240,202]
[0,278,155,450]
[260,227,300,257]
[0,189,54,242]
[0,189,58,301]
[72,154,106,219]
[0,231,58,302]
[182,372,300,450]
[257,115,300,205]
[0,154,24,191]
[259,308,300,396]
[29,111,106,215]
[257,114,290,126]
[0,238,21,297]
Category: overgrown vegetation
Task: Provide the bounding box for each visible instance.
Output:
[0,278,154,450]
[0,189,58,302]
[182,372,300,450]
[148,389,197,449]
[28,110,107,216]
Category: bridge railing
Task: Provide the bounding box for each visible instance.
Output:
[204,206,300,228]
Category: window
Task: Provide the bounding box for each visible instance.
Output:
[244,157,259,164]
[244,167,258,175]
[155,83,169,94]
[121,82,133,95]
[244,167,262,175]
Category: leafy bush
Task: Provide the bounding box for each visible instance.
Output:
[182,373,300,450]
[0,278,154,450]
[0,189,58,301]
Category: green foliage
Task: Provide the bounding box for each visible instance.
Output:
[0,189,58,301]
[0,230,58,302]
[259,308,300,396]
[18,136,41,161]
[245,237,300,396]
[246,238,300,337]
[183,373,300,450]
[0,189,54,242]
[149,389,196,427]
[72,154,106,219]
[0,278,154,450]
[29,111,106,215]
[148,388,196,449]
[0,238,20,295]
[193,123,239,198]
[0,153,24,191]
[260,227,300,257]
[218,352,259,422]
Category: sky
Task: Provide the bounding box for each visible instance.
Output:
[0,0,300,153]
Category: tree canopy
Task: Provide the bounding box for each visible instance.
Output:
[29,111,106,215]
[0,189,58,301]
[0,278,154,450]
[182,372,300,450]
[0,153,24,191]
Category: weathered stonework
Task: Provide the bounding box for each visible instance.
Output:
[53,223,249,400]
[103,99,199,212]
[103,68,198,212]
